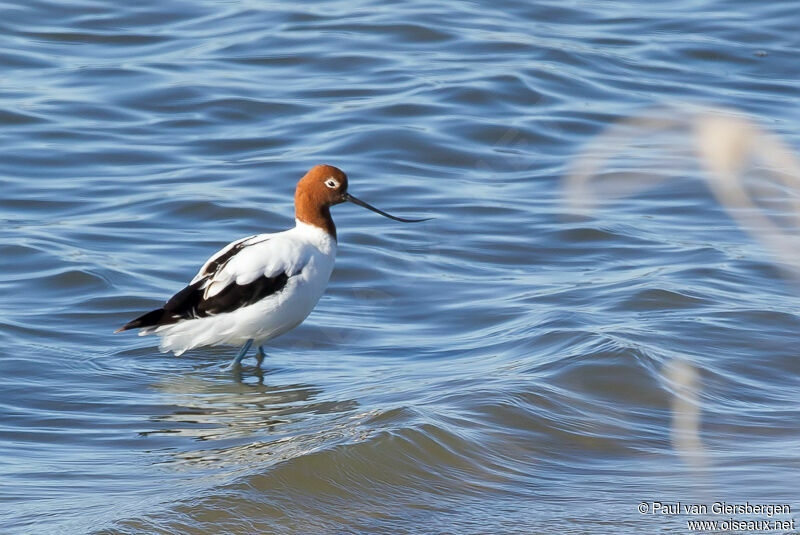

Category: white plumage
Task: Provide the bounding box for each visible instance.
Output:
[143,221,336,356]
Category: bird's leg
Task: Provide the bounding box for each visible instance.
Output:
[255,346,266,368]
[223,339,254,371]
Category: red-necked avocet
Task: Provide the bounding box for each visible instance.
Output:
[116,164,429,370]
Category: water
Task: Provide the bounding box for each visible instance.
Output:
[1,1,799,533]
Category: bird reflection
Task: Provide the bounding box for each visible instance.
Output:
[141,369,361,469]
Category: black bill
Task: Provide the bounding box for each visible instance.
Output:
[343,193,431,223]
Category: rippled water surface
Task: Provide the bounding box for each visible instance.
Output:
[2,1,799,533]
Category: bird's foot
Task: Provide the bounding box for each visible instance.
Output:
[222,339,254,371]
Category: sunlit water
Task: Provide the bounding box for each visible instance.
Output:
[1,1,799,533]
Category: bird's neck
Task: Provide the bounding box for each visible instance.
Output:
[295,194,337,240]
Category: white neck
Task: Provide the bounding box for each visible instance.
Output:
[295,219,337,255]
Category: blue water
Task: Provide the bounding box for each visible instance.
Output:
[1,1,799,533]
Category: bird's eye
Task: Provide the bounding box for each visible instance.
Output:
[325,179,338,188]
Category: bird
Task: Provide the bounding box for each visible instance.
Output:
[115,164,429,370]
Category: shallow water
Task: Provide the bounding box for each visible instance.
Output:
[1,0,799,533]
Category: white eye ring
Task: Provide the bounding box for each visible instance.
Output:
[325,179,339,188]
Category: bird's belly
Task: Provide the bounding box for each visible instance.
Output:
[153,253,334,355]
[241,266,330,343]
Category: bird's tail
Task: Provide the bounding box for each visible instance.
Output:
[114,307,166,333]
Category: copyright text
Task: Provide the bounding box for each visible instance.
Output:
[637,501,794,532]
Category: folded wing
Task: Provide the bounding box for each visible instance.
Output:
[116,231,310,332]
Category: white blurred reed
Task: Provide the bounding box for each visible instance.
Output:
[564,103,800,471]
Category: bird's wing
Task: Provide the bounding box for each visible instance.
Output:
[199,231,310,300]
[116,231,312,332]
[190,234,263,285]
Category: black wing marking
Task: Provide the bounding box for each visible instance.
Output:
[197,272,289,317]
[115,272,290,332]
